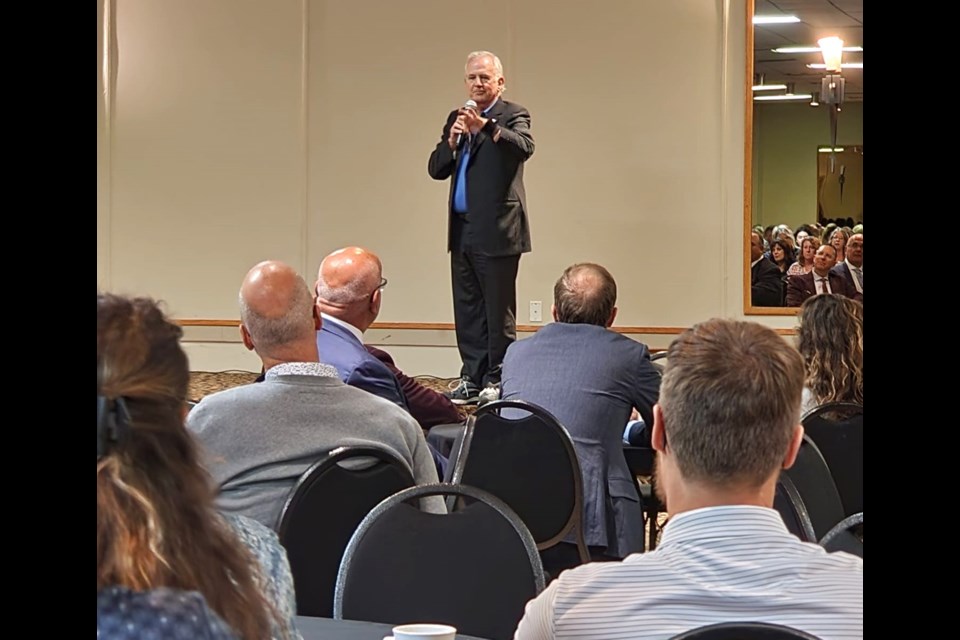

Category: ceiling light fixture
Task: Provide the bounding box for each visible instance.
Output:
[818,36,845,72]
[773,46,863,54]
[807,62,863,70]
[753,15,801,24]
[753,83,788,91]
[753,94,814,102]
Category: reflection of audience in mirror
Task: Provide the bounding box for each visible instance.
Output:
[785,244,860,307]
[832,233,863,296]
[798,294,863,415]
[787,236,820,277]
[769,239,795,276]
[829,227,851,263]
[750,231,784,307]
[97,294,296,640]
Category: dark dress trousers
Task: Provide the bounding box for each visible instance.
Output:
[427,99,534,387]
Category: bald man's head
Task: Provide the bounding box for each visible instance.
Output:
[553,263,618,327]
[239,260,316,358]
[315,247,384,331]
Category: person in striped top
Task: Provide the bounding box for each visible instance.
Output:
[514,318,862,640]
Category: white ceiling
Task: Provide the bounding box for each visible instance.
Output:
[753,0,863,102]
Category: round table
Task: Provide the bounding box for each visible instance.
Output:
[296,616,491,640]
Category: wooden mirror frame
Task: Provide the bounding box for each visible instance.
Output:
[742,0,796,316]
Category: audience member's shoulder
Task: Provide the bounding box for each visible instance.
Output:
[97,586,237,639]
[223,513,280,549]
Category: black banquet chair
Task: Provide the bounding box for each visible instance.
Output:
[449,399,591,565]
[801,402,863,517]
[669,622,823,639]
[820,512,864,558]
[777,435,846,542]
[333,483,545,640]
[275,445,414,617]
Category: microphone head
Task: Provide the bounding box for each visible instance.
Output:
[464,99,478,111]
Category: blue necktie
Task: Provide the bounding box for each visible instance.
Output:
[453,137,470,213]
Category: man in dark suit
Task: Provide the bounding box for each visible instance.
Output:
[785,243,860,307]
[750,231,784,306]
[428,50,535,406]
[501,263,661,572]
[831,232,863,297]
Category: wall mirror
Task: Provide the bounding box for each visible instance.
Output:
[744,0,863,314]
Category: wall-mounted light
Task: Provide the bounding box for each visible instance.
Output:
[818,36,845,72]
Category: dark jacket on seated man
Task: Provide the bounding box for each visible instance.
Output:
[785,271,860,307]
[751,257,784,307]
[501,263,661,562]
[366,344,463,430]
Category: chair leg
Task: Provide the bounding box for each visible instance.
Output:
[647,508,660,551]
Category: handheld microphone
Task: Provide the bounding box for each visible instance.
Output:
[455,99,479,149]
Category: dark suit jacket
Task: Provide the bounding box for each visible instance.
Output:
[365,345,463,430]
[316,320,408,410]
[427,99,534,256]
[751,257,785,307]
[785,271,860,307]
[831,261,863,295]
[501,323,661,557]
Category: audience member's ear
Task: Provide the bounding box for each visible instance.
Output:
[781,424,805,469]
[312,299,322,330]
[606,306,618,328]
[651,404,668,453]
[240,324,255,352]
[551,304,559,322]
[370,288,382,317]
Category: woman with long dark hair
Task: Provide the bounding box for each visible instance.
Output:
[97,294,297,639]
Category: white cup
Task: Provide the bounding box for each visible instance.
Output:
[392,623,457,640]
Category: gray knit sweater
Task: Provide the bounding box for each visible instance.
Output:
[187,373,444,528]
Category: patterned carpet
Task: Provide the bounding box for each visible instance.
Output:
[189,371,464,406]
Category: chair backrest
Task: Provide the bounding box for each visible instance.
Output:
[801,402,863,516]
[275,445,414,617]
[650,350,668,375]
[334,483,545,640]
[669,622,823,639]
[820,512,864,558]
[780,435,846,541]
[450,399,589,558]
[773,473,817,543]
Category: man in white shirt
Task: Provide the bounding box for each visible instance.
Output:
[513,318,862,640]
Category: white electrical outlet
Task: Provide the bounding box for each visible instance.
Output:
[529,300,542,322]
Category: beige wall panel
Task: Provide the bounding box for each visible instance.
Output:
[510,0,727,326]
[108,0,306,316]
[306,0,510,322]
